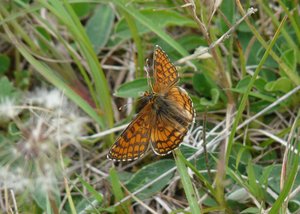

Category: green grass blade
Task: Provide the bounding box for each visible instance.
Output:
[42,0,114,130]
[121,10,144,77]
[78,175,103,203]
[174,149,202,214]
[269,144,299,214]
[109,168,130,214]
[225,16,288,166]
[111,0,189,56]
[0,18,105,128]
[237,5,300,85]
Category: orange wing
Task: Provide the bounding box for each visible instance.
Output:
[107,104,153,161]
[150,113,188,155]
[165,87,194,124]
[151,87,194,155]
[153,45,179,93]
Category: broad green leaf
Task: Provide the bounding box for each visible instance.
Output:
[86,4,115,54]
[265,77,293,93]
[235,76,251,91]
[0,77,19,98]
[193,73,212,95]
[114,78,149,98]
[125,159,175,199]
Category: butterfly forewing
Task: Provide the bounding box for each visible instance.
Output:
[107,104,153,161]
[153,45,179,92]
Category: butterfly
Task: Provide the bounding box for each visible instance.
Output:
[107,45,194,161]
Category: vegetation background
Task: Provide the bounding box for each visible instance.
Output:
[0,0,299,213]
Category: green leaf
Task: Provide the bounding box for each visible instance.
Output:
[219,0,235,33]
[32,183,61,211]
[241,207,261,214]
[193,73,212,95]
[281,48,296,72]
[114,78,149,98]
[110,0,188,57]
[259,165,274,187]
[254,78,267,92]
[86,4,115,54]
[0,55,10,74]
[227,188,249,203]
[71,2,91,18]
[265,77,293,93]
[200,88,219,106]
[36,26,51,40]
[235,76,269,92]
[0,77,19,99]
[110,9,196,46]
[125,159,175,199]
[246,161,264,201]
[233,76,276,102]
[235,76,251,91]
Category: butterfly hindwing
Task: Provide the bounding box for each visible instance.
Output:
[150,113,188,155]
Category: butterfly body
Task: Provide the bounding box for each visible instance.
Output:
[108,46,194,161]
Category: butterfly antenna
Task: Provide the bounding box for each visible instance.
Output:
[145,58,154,92]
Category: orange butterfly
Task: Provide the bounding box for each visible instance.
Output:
[108,45,194,161]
